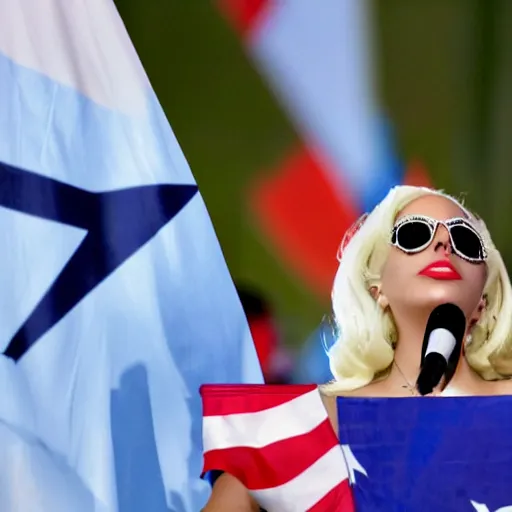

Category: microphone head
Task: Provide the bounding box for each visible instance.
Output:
[420,303,466,362]
[417,303,467,395]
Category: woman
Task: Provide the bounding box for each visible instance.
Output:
[201,185,512,511]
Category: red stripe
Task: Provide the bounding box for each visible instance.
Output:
[307,480,355,512]
[201,384,316,416]
[249,144,359,299]
[203,418,339,490]
[216,0,272,39]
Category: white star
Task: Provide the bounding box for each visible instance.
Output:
[341,444,368,484]
[470,501,512,512]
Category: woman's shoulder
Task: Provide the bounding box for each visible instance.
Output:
[319,379,391,400]
[318,391,338,432]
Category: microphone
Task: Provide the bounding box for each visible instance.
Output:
[416,303,466,396]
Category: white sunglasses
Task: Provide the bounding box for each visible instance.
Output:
[391,215,487,263]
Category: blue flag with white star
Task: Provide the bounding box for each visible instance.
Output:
[338,396,512,512]
[0,1,262,510]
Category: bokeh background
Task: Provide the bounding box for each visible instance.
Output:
[115,0,512,383]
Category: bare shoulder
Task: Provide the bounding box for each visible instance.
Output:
[337,379,392,397]
[319,390,339,432]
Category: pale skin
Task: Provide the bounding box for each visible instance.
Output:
[202,194,512,511]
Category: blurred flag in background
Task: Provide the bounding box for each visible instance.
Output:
[217,0,432,298]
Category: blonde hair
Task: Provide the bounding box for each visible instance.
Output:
[322,185,512,394]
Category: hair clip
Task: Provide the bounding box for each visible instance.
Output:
[337,213,369,262]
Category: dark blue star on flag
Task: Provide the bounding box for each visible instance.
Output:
[0,161,198,361]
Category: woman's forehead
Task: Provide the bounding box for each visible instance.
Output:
[396,194,469,221]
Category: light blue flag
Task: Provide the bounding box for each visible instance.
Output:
[0,1,262,510]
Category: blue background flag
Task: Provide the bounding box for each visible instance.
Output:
[0,1,262,510]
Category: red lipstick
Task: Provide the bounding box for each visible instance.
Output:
[418,260,462,280]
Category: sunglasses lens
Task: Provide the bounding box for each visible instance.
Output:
[450,225,484,260]
[396,221,432,251]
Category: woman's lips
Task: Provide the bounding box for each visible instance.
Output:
[418,260,462,280]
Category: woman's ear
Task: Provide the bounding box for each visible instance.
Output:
[468,295,487,331]
[369,285,389,310]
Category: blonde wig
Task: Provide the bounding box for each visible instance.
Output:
[322,185,512,394]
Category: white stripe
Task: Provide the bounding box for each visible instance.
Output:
[0,0,148,112]
[203,388,326,451]
[251,0,380,199]
[251,445,349,512]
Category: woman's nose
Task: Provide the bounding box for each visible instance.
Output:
[433,225,452,255]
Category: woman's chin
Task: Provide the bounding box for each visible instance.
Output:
[417,284,474,315]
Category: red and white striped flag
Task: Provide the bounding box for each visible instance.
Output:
[201,384,355,511]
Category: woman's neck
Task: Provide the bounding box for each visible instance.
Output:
[390,311,428,385]
[389,310,482,394]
